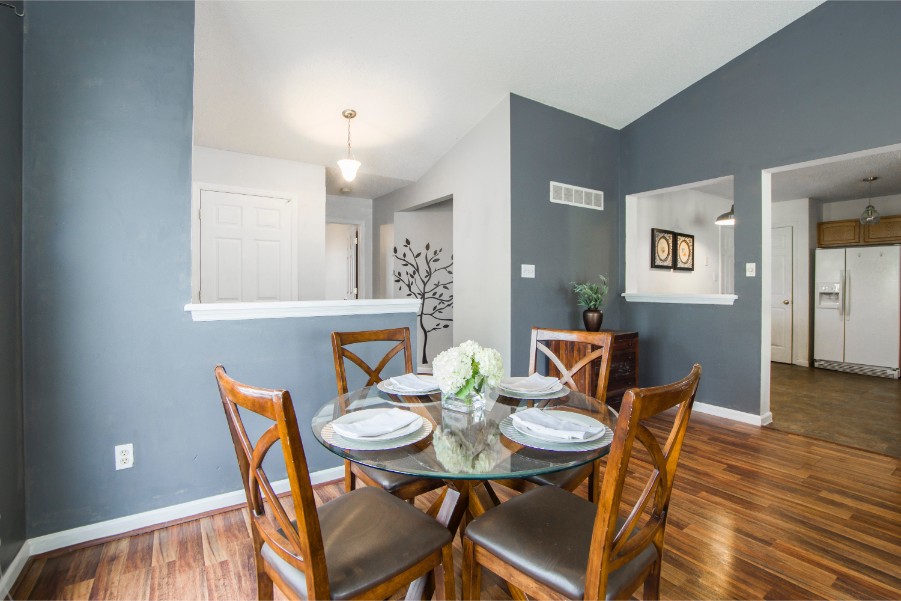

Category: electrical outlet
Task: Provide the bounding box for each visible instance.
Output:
[745,263,756,277]
[115,443,134,470]
[521,264,535,278]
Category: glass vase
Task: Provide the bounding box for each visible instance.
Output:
[441,389,487,413]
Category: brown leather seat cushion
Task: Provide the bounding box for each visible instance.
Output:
[465,485,658,600]
[355,464,440,494]
[261,487,451,599]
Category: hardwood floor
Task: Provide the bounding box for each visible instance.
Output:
[770,362,901,457]
[13,412,901,600]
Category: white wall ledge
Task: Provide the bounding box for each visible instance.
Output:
[622,292,737,306]
[185,299,420,322]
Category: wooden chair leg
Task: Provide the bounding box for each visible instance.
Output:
[463,538,480,600]
[436,544,454,601]
[255,561,274,600]
[643,559,661,600]
[344,461,355,493]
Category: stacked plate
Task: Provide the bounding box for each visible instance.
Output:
[498,374,568,399]
[376,373,440,395]
[500,408,612,451]
[322,408,432,450]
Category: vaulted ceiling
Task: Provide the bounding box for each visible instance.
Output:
[194,1,821,198]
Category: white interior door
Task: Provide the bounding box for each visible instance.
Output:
[770,226,793,363]
[324,223,358,300]
[844,246,901,368]
[199,190,295,303]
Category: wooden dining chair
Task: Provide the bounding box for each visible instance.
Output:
[464,364,701,601]
[215,365,454,601]
[497,328,615,502]
[331,327,445,501]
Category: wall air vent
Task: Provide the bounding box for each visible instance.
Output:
[550,181,604,211]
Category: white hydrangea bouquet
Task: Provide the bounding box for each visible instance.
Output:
[432,340,503,408]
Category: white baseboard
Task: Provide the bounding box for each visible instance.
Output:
[0,540,31,599]
[693,402,773,426]
[27,465,344,557]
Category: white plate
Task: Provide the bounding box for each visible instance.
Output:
[497,386,570,400]
[498,376,565,397]
[376,375,440,395]
[329,408,423,441]
[500,410,613,452]
[322,412,433,451]
[511,411,606,443]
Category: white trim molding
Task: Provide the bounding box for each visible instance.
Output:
[693,402,773,426]
[622,292,737,305]
[24,466,343,559]
[185,299,420,322]
[0,540,31,599]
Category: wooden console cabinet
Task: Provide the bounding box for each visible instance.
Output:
[546,330,639,409]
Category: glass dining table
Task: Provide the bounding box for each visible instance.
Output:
[312,384,617,599]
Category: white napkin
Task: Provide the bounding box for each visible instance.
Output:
[332,408,420,439]
[500,373,561,394]
[386,373,438,393]
[510,408,602,441]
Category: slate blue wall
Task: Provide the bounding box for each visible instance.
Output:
[619,1,901,412]
[510,95,621,374]
[22,1,415,537]
[0,1,25,573]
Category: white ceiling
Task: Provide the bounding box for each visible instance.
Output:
[194,1,821,199]
[772,148,901,204]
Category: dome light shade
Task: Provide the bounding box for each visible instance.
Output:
[338,158,361,182]
[715,204,735,226]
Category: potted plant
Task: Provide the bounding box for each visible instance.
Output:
[572,275,608,331]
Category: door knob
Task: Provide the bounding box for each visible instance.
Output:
[782,300,790,305]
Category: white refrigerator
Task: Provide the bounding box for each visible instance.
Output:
[813,245,901,378]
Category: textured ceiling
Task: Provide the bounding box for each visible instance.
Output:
[194,1,821,198]
[773,149,901,203]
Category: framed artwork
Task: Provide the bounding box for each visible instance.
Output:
[675,233,695,271]
[651,228,675,269]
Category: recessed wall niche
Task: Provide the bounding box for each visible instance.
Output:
[625,176,735,302]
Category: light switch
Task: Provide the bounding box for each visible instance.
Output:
[521,264,535,278]
[745,263,756,277]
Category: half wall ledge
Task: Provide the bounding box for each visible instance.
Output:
[184,299,421,322]
[622,293,738,306]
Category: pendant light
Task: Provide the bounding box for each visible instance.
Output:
[859,176,880,225]
[715,204,735,226]
[337,109,361,182]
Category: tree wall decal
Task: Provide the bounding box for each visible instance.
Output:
[393,238,453,364]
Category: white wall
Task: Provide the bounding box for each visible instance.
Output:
[326,194,373,299]
[373,97,512,370]
[819,193,901,221]
[632,189,731,294]
[193,146,326,300]
[394,200,454,368]
[772,198,815,366]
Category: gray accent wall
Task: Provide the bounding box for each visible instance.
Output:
[510,95,620,374]
[0,2,25,573]
[619,1,901,412]
[22,1,415,537]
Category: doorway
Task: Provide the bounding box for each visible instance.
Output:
[324,223,359,300]
[761,143,901,457]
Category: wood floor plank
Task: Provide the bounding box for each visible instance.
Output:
[12,410,901,601]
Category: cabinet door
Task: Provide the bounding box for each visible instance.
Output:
[863,215,901,244]
[818,220,860,247]
[844,246,900,369]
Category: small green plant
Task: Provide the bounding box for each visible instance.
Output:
[572,275,608,310]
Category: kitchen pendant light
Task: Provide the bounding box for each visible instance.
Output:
[715,204,735,226]
[337,109,361,182]
[859,176,880,225]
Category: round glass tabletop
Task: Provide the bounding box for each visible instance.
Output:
[311,385,618,481]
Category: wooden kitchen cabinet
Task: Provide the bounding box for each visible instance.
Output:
[818,219,861,247]
[546,330,639,410]
[863,215,901,244]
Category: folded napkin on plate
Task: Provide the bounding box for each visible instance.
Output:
[386,373,438,393]
[332,408,420,439]
[500,373,560,394]
[510,408,602,441]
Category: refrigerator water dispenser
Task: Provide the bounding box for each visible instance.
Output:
[816,282,841,309]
